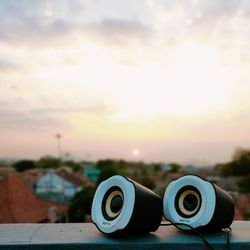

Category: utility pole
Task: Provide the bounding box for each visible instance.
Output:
[55,133,68,222]
[56,133,62,159]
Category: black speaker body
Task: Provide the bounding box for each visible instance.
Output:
[163,175,235,231]
[91,175,162,235]
[203,184,235,231]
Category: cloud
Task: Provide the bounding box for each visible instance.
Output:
[158,0,250,21]
[0,17,151,49]
[189,0,250,34]
[149,0,250,44]
[0,59,21,73]
[0,99,114,132]
[0,101,9,106]
[0,18,76,48]
[0,0,152,48]
[1,0,250,50]
[29,104,112,116]
[0,108,66,131]
[83,19,152,46]
[0,0,82,47]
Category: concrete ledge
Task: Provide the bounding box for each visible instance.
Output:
[0,221,249,249]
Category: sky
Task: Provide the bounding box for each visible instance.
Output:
[1,0,250,165]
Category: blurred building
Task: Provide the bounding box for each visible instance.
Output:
[0,174,67,223]
[82,162,100,182]
[34,168,93,203]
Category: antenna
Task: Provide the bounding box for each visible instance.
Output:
[56,133,62,159]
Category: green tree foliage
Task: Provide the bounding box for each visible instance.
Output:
[237,176,250,193]
[219,148,250,193]
[68,185,96,222]
[216,163,232,176]
[96,159,115,169]
[96,162,123,186]
[36,155,61,169]
[13,160,36,172]
[220,148,250,176]
[97,166,117,185]
[152,163,161,172]
[168,163,181,173]
[96,159,125,185]
[64,160,81,172]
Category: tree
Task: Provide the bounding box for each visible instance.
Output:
[13,160,36,172]
[231,148,250,175]
[96,159,124,185]
[68,185,96,222]
[217,162,233,176]
[96,165,123,186]
[168,163,181,173]
[36,155,61,169]
[152,163,161,172]
[237,176,250,193]
[220,148,250,176]
[96,159,115,169]
[64,160,81,172]
[219,148,250,193]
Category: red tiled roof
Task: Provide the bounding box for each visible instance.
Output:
[0,174,67,223]
[20,169,48,191]
[21,168,94,189]
[56,169,94,187]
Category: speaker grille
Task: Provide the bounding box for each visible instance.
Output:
[101,186,124,221]
[175,185,202,218]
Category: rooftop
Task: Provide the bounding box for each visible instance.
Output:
[0,174,67,223]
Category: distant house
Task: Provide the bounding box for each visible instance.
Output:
[21,168,48,191]
[0,174,67,223]
[84,169,100,182]
[161,163,170,172]
[35,168,93,203]
[83,163,100,182]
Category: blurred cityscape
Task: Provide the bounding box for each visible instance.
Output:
[0,147,249,223]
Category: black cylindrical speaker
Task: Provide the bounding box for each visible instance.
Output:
[91,175,163,234]
[163,175,235,231]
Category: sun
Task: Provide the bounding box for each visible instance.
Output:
[132,149,140,156]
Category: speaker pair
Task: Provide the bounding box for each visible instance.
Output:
[91,175,235,234]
